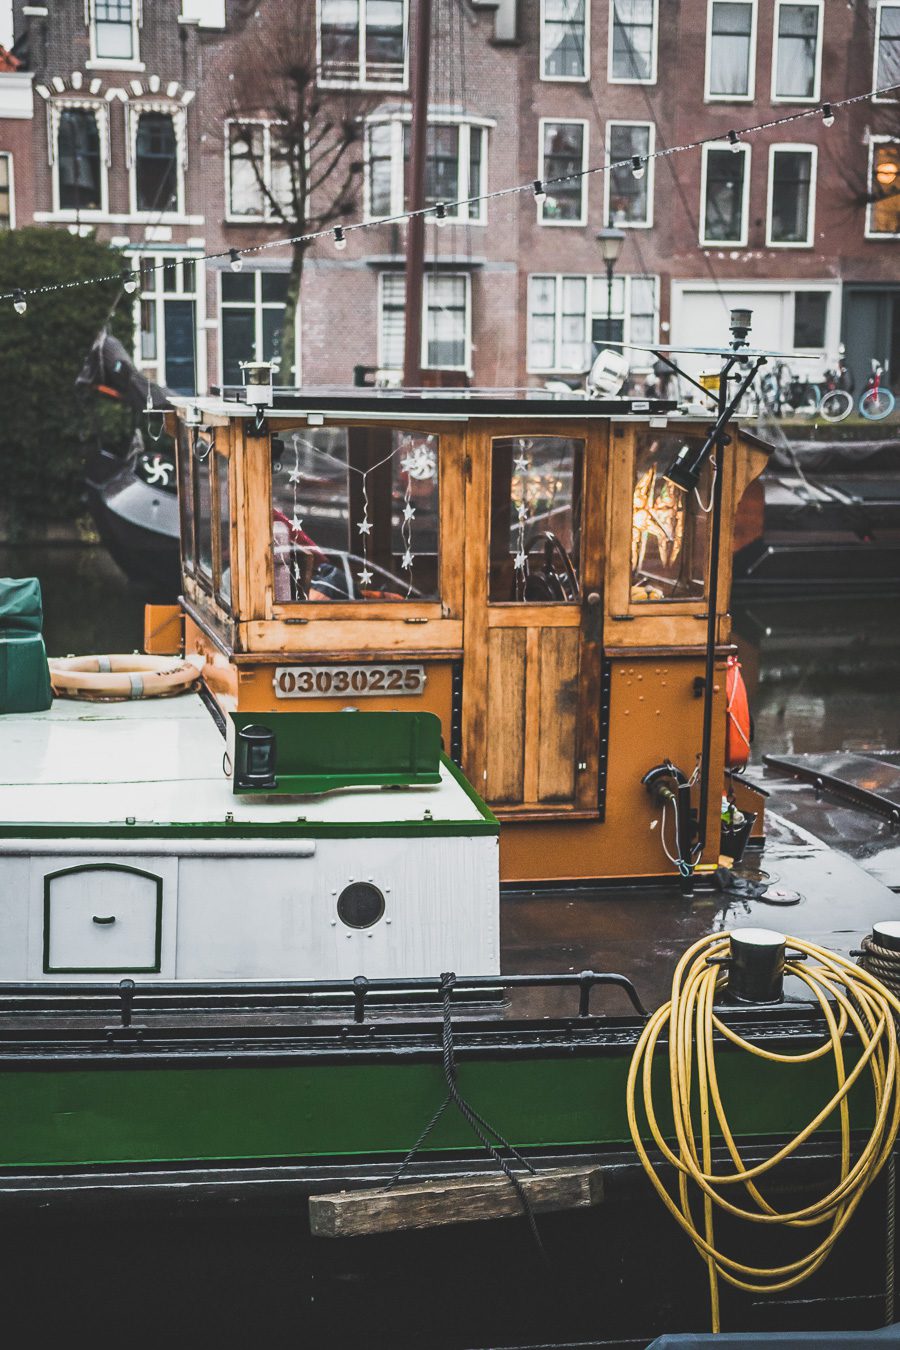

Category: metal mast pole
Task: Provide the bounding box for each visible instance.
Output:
[403,0,432,387]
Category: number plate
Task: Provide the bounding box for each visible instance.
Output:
[273,664,427,699]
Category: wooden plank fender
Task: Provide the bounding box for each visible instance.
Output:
[308,1165,605,1237]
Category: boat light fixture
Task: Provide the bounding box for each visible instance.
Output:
[821,103,835,127]
[532,178,546,204]
[332,226,347,250]
[122,271,139,295]
[235,724,277,791]
[631,156,645,180]
[13,290,26,315]
[730,307,753,345]
[229,248,243,273]
[727,130,741,152]
[240,360,275,407]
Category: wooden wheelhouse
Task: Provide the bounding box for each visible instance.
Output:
[154,390,769,886]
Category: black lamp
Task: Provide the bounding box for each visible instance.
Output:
[234,724,277,790]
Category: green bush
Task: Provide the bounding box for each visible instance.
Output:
[0,228,134,528]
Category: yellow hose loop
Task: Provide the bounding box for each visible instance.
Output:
[626,931,900,1333]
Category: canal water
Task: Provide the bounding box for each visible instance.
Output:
[1,542,899,762]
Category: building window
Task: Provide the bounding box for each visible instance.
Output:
[793,291,828,348]
[772,1,822,102]
[379,272,470,371]
[541,0,589,80]
[227,121,293,220]
[867,139,900,237]
[700,143,749,246]
[135,111,178,212]
[875,3,900,93]
[220,270,291,385]
[364,117,486,222]
[606,122,653,226]
[318,0,407,89]
[90,0,138,62]
[706,1,755,100]
[0,154,14,230]
[538,120,587,224]
[609,0,658,83]
[526,273,658,373]
[57,107,103,211]
[767,146,815,246]
[132,254,199,395]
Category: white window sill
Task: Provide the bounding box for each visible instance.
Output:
[766,240,814,249]
[538,218,588,228]
[704,93,755,102]
[317,76,408,93]
[771,95,819,105]
[540,73,589,83]
[34,210,204,226]
[700,239,746,249]
[608,75,658,86]
[224,214,295,225]
[865,229,900,240]
[86,59,146,72]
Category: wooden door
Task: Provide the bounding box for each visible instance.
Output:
[462,423,606,818]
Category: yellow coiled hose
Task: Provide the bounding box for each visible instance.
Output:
[626,932,900,1333]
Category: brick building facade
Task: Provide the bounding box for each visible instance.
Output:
[5,0,900,394]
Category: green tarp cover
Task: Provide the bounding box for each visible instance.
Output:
[0,578,52,713]
[0,576,43,633]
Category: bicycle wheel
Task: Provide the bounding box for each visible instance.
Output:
[860,387,896,421]
[819,389,854,423]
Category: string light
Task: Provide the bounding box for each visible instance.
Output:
[122,270,139,295]
[434,202,448,226]
[332,226,347,250]
[631,155,646,180]
[13,289,26,315]
[2,78,897,310]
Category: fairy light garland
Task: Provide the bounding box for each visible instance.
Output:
[3,80,898,313]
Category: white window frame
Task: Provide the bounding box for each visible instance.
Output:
[770,0,823,104]
[86,0,144,71]
[0,153,16,230]
[765,142,816,248]
[704,0,757,102]
[126,102,187,219]
[604,120,655,228]
[537,117,589,227]
[865,134,900,239]
[699,141,750,247]
[225,118,294,224]
[608,0,659,85]
[540,0,590,82]
[873,2,900,102]
[218,268,299,385]
[362,112,490,224]
[377,271,473,373]
[49,99,110,218]
[526,272,660,374]
[127,250,207,394]
[316,0,409,92]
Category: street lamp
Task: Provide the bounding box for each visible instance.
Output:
[595,226,625,345]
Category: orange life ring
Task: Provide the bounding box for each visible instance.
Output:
[725,655,751,768]
[49,654,202,702]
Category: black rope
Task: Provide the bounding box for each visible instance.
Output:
[386,971,547,1259]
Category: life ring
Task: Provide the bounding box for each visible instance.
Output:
[48,654,202,702]
[725,655,751,768]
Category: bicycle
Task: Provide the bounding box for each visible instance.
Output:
[817,360,854,423]
[859,360,895,421]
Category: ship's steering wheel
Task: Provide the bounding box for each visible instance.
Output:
[524,531,579,601]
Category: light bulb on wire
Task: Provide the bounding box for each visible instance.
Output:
[631,155,645,180]
[229,248,243,273]
[727,130,741,153]
[533,179,547,204]
[122,270,139,295]
[13,289,26,315]
[822,103,835,127]
[332,225,347,250]
[434,202,448,227]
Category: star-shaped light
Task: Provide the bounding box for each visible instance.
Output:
[401,549,414,570]
[357,566,373,587]
[288,467,302,485]
[514,455,529,474]
[402,503,416,523]
[290,513,304,532]
[357,516,372,536]
[514,551,527,571]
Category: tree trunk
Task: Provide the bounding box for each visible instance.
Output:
[279,242,306,386]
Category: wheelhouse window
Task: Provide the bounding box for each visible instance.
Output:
[875,4,900,91]
[700,143,749,246]
[365,118,486,222]
[379,272,470,372]
[216,453,232,607]
[270,427,439,603]
[609,0,658,82]
[57,107,103,211]
[631,433,710,603]
[538,120,587,223]
[706,1,755,99]
[194,437,213,583]
[542,0,588,79]
[0,154,13,229]
[489,437,583,603]
[318,0,407,88]
[606,122,653,226]
[868,140,900,237]
[220,270,290,385]
[527,273,658,372]
[178,424,195,572]
[227,121,293,220]
[135,111,178,212]
[767,146,815,246]
[90,0,138,62]
[772,1,821,102]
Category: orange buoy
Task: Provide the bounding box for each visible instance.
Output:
[49,654,202,701]
[725,655,751,768]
